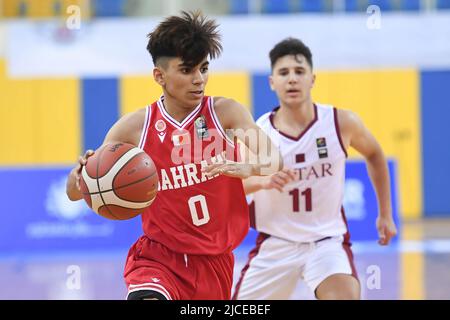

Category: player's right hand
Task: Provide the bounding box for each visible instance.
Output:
[73,149,95,191]
[261,168,296,192]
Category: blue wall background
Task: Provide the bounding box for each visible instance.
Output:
[421,70,450,216]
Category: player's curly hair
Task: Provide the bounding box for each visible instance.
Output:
[269,37,313,70]
[147,11,222,67]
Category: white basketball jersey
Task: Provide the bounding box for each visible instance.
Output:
[252,104,348,242]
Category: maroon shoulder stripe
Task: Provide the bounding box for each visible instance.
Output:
[333,108,348,158]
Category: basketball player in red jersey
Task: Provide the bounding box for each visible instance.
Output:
[66,11,282,300]
[233,38,397,300]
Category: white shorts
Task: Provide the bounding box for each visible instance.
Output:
[233,233,358,300]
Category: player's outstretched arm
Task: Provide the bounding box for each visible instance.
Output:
[243,169,296,195]
[338,109,398,245]
[203,97,283,179]
[65,108,146,201]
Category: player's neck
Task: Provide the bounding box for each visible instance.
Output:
[277,100,315,128]
[162,94,199,123]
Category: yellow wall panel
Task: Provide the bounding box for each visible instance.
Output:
[27,0,56,18]
[206,73,251,112]
[2,0,55,18]
[0,59,80,164]
[0,60,37,163]
[120,75,162,115]
[34,78,80,163]
[1,0,89,18]
[2,0,23,17]
[312,69,422,219]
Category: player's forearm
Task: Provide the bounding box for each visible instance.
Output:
[238,125,283,176]
[252,146,283,176]
[366,151,392,218]
[66,168,83,201]
[243,176,264,195]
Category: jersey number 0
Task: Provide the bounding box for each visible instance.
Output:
[188,195,211,226]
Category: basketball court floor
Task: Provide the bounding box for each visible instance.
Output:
[1,218,449,300]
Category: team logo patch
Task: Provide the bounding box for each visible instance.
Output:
[155,119,167,142]
[318,148,328,159]
[155,119,167,132]
[194,115,209,139]
[172,129,191,146]
[316,137,327,148]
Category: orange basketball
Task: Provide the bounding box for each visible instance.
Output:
[80,142,158,220]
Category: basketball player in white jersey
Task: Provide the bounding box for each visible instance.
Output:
[233,38,398,300]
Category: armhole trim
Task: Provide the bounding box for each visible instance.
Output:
[208,97,235,147]
[138,105,151,149]
[333,107,348,158]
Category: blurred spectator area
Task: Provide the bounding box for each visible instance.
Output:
[0,0,449,18]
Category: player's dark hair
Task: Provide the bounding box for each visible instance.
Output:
[269,37,313,70]
[147,11,222,68]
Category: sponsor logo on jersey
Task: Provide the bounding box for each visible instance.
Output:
[194,115,209,139]
[155,119,167,143]
[316,137,327,148]
[157,132,166,143]
[318,148,328,159]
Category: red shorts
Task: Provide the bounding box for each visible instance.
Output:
[124,235,234,300]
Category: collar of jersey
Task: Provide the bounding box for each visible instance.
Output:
[269,103,318,142]
[157,95,204,129]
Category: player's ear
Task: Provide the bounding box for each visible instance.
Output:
[269,75,275,91]
[153,67,165,86]
[311,73,316,89]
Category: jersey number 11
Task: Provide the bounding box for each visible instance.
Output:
[289,188,312,213]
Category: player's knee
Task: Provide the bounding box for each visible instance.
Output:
[333,286,360,300]
[316,275,360,300]
[317,286,360,300]
[127,290,168,300]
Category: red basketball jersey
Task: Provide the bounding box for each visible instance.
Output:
[137,96,249,255]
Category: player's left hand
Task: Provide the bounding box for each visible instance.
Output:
[202,160,255,179]
[376,215,397,246]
